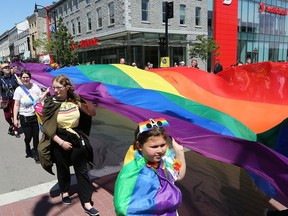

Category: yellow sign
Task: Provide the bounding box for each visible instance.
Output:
[160,57,170,67]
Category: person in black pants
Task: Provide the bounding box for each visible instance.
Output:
[38,74,99,216]
[13,70,49,162]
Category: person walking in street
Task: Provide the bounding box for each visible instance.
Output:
[38,74,99,216]
[190,59,199,69]
[119,58,125,64]
[179,61,186,67]
[13,70,49,162]
[214,59,223,74]
[246,57,252,64]
[114,118,186,215]
[0,63,20,137]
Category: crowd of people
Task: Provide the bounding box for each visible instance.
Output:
[1,59,286,216]
[0,63,100,216]
[0,61,188,216]
[0,61,187,216]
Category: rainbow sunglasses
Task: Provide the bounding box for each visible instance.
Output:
[138,118,169,133]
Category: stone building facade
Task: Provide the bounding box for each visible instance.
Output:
[48,0,208,68]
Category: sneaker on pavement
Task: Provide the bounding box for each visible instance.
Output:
[8,127,14,136]
[14,132,20,138]
[84,206,100,216]
[61,194,71,205]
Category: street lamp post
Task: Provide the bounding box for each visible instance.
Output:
[34,3,58,63]
[34,3,57,38]
[165,1,174,57]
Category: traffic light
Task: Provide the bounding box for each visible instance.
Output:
[159,37,166,48]
[166,1,174,19]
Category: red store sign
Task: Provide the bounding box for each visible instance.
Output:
[71,37,99,49]
[259,2,288,16]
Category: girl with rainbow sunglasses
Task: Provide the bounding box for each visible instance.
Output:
[114,118,186,216]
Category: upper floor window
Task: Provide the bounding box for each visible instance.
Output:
[64,3,68,15]
[77,17,81,34]
[72,20,76,35]
[180,4,186,25]
[87,12,92,31]
[66,21,70,33]
[59,5,63,14]
[108,2,115,25]
[195,7,201,26]
[69,0,72,12]
[73,0,79,9]
[142,0,149,21]
[97,7,103,28]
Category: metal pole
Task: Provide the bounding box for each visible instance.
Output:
[165,2,168,57]
[52,10,59,65]
[53,11,57,32]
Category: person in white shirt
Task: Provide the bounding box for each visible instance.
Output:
[13,70,49,162]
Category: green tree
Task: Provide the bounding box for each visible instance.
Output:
[34,17,78,66]
[33,33,49,51]
[50,17,78,66]
[189,35,220,65]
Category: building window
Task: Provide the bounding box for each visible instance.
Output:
[64,3,68,15]
[142,0,149,21]
[87,12,92,31]
[195,7,201,26]
[73,0,78,10]
[59,5,63,14]
[97,7,102,28]
[69,0,72,12]
[108,2,115,25]
[72,20,76,35]
[180,4,186,25]
[66,22,70,33]
[61,5,64,15]
[77,17,81,34]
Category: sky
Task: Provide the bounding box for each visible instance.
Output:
[0,0,55,35]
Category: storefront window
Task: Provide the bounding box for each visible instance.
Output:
[258,42,264,62]
[171,47,184,66]
[145,46,158,68]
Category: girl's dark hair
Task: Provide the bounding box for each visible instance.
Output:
[20,70,32,78]
[133,126,169,150]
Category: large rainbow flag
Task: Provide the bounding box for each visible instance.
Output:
[13,61,288,209]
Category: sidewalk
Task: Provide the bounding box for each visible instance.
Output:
[0,174,117,216]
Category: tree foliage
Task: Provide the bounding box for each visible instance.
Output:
[34,17,78,66]
[189,35,220,63]
[50,17,78,66]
